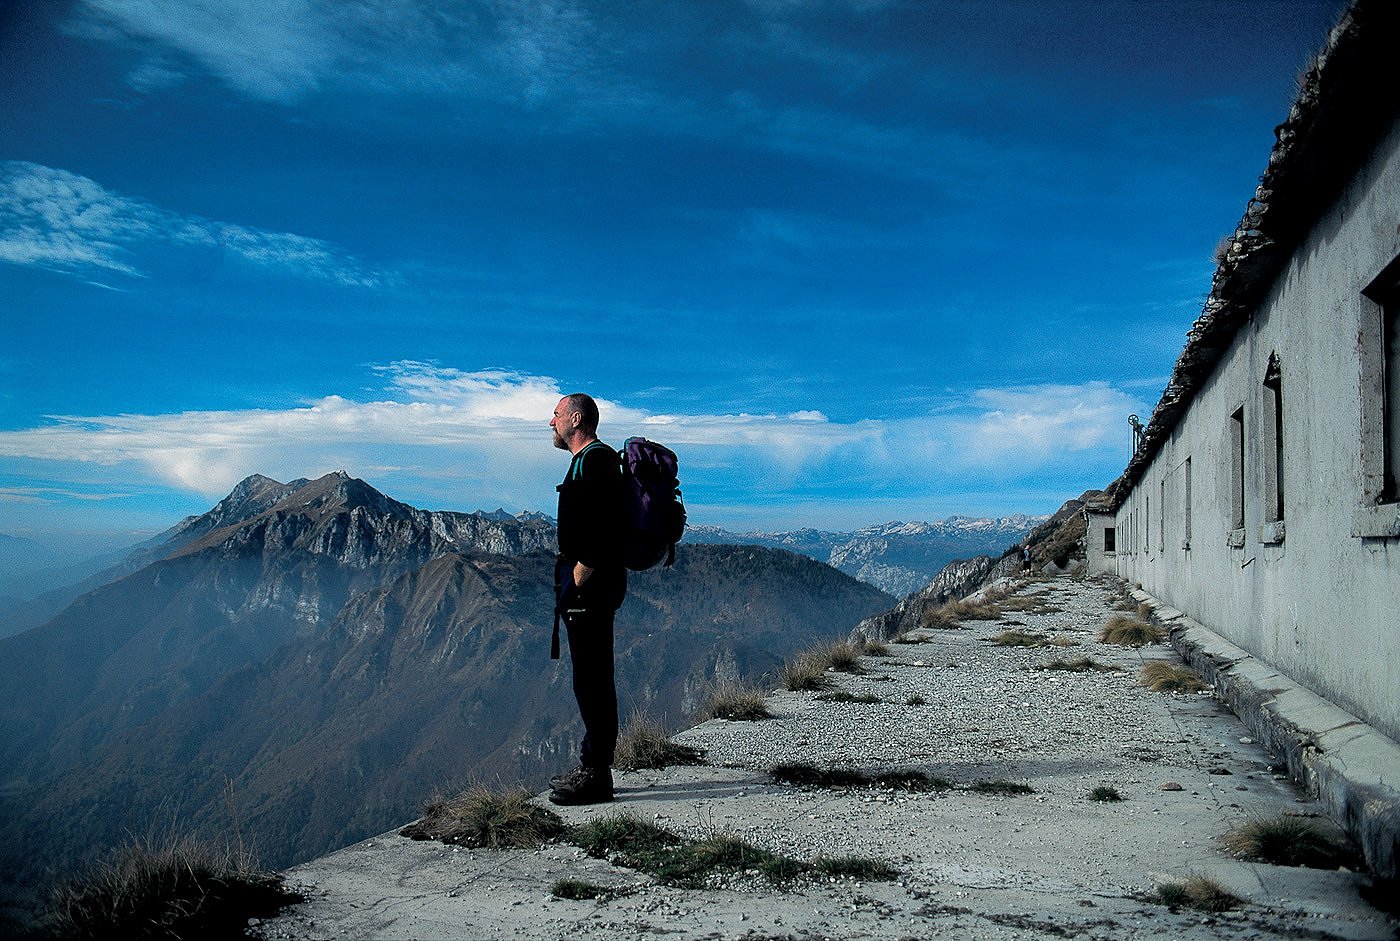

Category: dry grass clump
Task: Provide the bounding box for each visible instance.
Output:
[1088,785,1123,802]
[815,691,880,704]
[812,686,873,702]
[949,598,1004,621]
[998,594,1061,615]
[1112,599,1153,619]
[1039,657,1122,673]
[781,639,869,691]
[990,629,1051,647]
[701,682,772,721]
[1097,615,1165,647]
[769,763,950,792]
[780,653,834,692]
[1222,815,1351,869]
[814,857,899,880]
[921,598,1002,629]
[613,715,706,771]
[861,637,891,657]
[44,831,299,941]
[570,813,895,888]
[906,694,927,706]
[551,879,616,900]
[821,641,866,674]
[1139,662,1206,693]
[967,780,1034,795]
[893,631,933,644]
[1156,875,1240,912]
[401,786,565,848]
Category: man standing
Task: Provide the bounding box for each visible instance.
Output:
[548,393,626,805]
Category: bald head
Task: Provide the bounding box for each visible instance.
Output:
[551,393,600,453]
[561,393,599,435]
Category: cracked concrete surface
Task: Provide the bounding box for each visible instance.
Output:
[252,575,1398,940]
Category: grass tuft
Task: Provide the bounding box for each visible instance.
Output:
[861,637,892,657]
[922,598,1004,629]
[401,786,565,848]
[700,682,772,721]
[780,653,834,692]
[769,763,949,792]
[1222,815,1351,868]
[1088,785,1123,802]
[815,691,880,704]
[906,694,927,706]
[1038,657,1122,673]
[551,879,615,900]
[967,780,1034,795]
[613,715,706,771]
[998,594,1062,615]
[43,831,299,941]
[1139,662,1206,693]
[1097,615,1165,647]
[1156,875,1240,912]
[821,641,866,674]
[893,631,933,644]
[990,629,1050,647]
[569,812,896,888]
[814,857,899,880]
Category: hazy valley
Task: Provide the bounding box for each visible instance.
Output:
[0,473,898,905]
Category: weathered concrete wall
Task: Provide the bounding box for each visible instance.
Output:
[1084,511,1116,576]
[1114,117,1400,743]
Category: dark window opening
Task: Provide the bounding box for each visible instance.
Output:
[1264,354,1284,523]
[1230,407,1246,531]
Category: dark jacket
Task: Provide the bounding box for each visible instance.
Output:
[556,440,627,611]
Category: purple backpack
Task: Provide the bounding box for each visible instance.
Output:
[618,436,686,570]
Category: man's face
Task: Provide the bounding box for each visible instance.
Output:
[550,399,575,450]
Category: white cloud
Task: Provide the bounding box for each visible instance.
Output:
[0,365,1144,510]
[952,383,1142,463]
[0,161,380,286]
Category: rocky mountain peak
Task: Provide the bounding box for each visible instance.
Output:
[266,472,408,521]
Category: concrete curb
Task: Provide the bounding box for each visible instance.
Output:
[1137,591,1400,881]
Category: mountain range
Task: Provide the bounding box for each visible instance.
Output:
[0,473,893,906]
[685,515,1044,596]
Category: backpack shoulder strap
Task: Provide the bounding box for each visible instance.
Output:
[568,440,608,481]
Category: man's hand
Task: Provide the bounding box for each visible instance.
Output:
[573,562,593,587]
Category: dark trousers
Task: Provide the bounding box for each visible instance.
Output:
[563,606,618,769]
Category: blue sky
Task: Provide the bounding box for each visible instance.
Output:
[0,0,1349,548]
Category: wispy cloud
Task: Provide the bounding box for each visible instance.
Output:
[0,364,1144,517]
[946,383,1142,465]
[72,0,598,105]
[67,0,1038,191]
[0,161,381,286]
[73,0,345,102]
[0,486,132,504]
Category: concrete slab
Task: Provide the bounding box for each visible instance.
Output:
[253,575,1397,940]
[1153,596,1400,882]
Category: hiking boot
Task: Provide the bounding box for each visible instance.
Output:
[549,764,588,791]
[549,765,613,806]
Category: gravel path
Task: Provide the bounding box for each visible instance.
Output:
[257,574,1396,940]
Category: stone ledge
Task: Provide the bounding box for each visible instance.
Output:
[1138,592,1400,880]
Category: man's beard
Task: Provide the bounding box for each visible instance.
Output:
[552,429,568,450]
